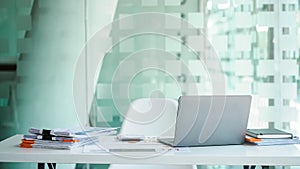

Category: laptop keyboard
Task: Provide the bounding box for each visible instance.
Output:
[158,137,174,144]
[161,138,174,142]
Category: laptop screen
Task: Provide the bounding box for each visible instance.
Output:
[172,95,252,147]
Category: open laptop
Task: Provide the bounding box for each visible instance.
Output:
[158,95,252,147]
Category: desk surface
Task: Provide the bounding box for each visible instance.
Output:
[1,135,300,166]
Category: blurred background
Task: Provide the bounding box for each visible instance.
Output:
[0,0,300,169]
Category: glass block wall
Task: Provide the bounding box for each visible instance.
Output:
[0,0,33,58]
[205,0,299,131]
[92,0,300,135]
[91,0,208,127]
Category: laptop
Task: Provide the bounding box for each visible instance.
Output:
[158,95,252,147]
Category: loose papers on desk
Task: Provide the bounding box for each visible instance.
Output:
[20,127,118,150]
[28,126,118,137]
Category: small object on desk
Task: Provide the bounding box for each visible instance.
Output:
[246,128,293,139]
[117,134,145,141]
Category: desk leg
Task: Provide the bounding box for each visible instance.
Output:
[243,165,256,169]
[47,163,56,169]
[262,166,270,169]
[38,163,56,169]
[38,163,45,169]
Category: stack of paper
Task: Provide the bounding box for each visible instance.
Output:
[20,127,118,150]
[245,128,300,146]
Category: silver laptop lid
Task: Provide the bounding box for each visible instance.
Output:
[173,95,252,147]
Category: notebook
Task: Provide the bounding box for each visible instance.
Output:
[158,95,252,147]
[246,128,293,139]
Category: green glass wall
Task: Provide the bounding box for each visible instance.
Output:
[93,0,300,136]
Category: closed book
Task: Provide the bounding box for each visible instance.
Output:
[246,128,293,139]
[245,135,300,146]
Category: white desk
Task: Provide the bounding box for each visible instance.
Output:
[1,135,300,167]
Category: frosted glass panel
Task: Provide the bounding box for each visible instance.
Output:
[221,62,232,72]
[281,0,297,3]
[188,60,206,76]
[119,84,129,99]
[257,12,275,26]
[141,0,158,6]
[164,83,181,98]
[211,35,228,51]
[97,107,114,122]
[280,60,297,75]
[281,84,297,98]
[165,60,181,76]
[236,82,252,93]
[188,12,204,28]
[260,107,298,122]
[235,60,253,76]
[165,37,181,52]
[259,108,280,121]
[233,0,251,5]
[281,36,297,50]
[234,35,251,51]
[187,36,205,51]
[257,83,276,97]
[165,13,181,29]
[141,69,159,77]
[234,12,252,28]
[165,0,181,6]
[257,60,275,76]
[188,83,211,94]
[256,0,276,8]
[280,13,297,25]
[120,38,135,52]
[142,83,159,95]
[119,14,134,29]
[118,61,135,76]
[92,37,112,53]
[97,83,111,99]
[281,107,298,121]
[213,0,228,5]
